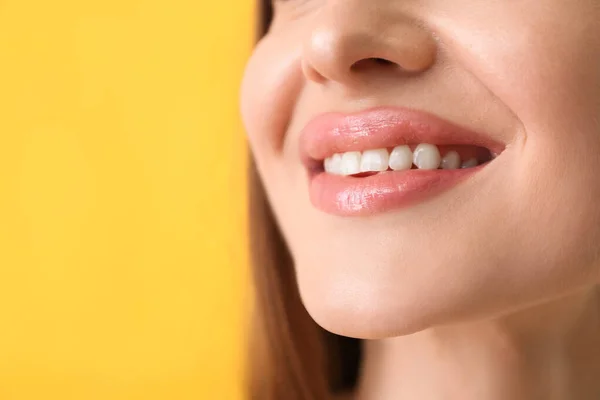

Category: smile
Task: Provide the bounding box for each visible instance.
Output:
[324,144,493,176]
[299,107,506,216]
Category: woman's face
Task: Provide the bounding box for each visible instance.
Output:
[241,0,600,339]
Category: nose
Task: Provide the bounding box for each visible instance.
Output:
[302,1,438,85]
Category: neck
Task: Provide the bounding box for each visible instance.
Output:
[355,287,600,400]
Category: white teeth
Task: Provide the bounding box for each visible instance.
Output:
[413,143,441,170]
[324,153,343,175]
[388,145,413,171]
[440,151,461,170]
[461,158,478,168]
[360,148,390,173]
[325,145,483,176]
[340,151,362,175]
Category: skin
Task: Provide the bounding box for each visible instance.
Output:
[241,0,600,398]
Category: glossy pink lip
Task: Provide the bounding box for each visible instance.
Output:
[299,107,505,216]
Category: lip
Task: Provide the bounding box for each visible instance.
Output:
[299,106,505,216]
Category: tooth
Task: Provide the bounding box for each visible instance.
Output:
[461,158,478,168]
[440,151,461,170]
[340,151,362,176]
[360,148,389,172]
[413,144,441,170]
[388,145,413,171]
[325,153,343,175]
[324,157,334,173]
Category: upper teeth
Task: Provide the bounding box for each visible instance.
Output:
[413,143,441,170]
[323,144,479,176]
[360,149,389,172]
[441,150,461,170]
[389,145,413,171]
[340,151,361,175]
[461,158,478,169]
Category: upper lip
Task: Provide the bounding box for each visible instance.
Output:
[299,106,506,167]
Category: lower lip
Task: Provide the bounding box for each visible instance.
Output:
[309,166,485,216]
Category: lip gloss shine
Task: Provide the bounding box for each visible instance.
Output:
[299,107,504,216]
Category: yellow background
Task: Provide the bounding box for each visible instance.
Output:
[0,1,254,399]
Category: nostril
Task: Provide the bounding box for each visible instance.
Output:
[351,57,398,72]
[373,58,394,65]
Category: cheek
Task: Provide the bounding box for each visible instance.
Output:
[434,3,600,253]
[432,4,600,132]
[240,37,304,167]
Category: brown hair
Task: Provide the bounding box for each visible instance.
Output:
[246,1,362,399]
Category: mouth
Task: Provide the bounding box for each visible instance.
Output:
[299,107,507,216]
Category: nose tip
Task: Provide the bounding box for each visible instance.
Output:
[302,10,438,85]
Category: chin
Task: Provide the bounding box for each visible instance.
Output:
[293,254,467,340]
[302,291,438,340]
[292,237,600,340]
